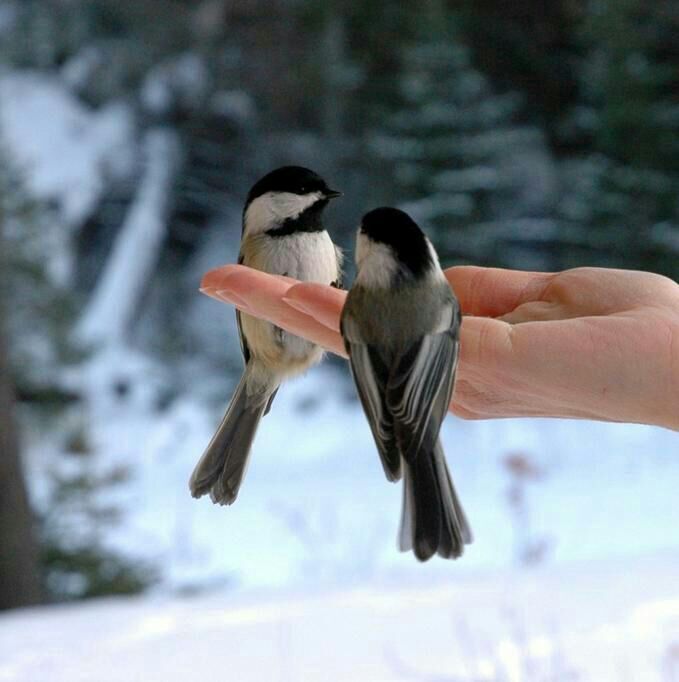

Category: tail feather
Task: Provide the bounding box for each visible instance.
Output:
[189,372,268,505]
[399,441,472,561]
[438,446,473,546]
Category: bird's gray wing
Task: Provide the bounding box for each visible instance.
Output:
[386,304,460,463]
[341,320,401,481]
[235,309,251,365]
[235,254,278,414]
[235,254,251,365]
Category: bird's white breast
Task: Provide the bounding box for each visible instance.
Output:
[239,230,339,375]
[244,230,339,283]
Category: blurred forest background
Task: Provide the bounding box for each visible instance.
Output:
[1,0,678,611]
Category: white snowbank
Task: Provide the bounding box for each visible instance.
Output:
[1,552,677,681]
[37,346,679,597]
[0,70,134,229]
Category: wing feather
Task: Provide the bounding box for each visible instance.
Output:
[235,254,251,365]
[344,339,402,481]
[235,309,250,365]
[387,307,459,463]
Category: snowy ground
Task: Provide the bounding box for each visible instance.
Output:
[2,551,679,681]
[25,355,679,596]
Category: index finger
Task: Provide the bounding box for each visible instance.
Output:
[201,264,296,291]
[200,264,347,357]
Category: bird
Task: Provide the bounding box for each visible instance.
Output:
[190,166,342,505]
[340,207,472,561]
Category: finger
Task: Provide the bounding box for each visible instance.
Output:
[282,282,346,332]
[201,264,296,297]
[202,265,347,357]
[445,266,555,317]
[498,301,566,324]
[457,315,515,371]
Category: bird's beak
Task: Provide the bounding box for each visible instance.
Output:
[325,189,342,199]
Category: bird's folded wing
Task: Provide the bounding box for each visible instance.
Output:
[342,331,402,481]
[386,326,458,463]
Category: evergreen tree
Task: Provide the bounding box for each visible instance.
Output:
[579,0,679,170]
[0,133,154,603]
[558,0,679,279]
[370,24,545,266]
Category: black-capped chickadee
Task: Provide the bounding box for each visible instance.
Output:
[190,166,342,504]
[340,207,472,561]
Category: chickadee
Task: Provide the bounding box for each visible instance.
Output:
[340,207,472,561]
[190,166,342,504]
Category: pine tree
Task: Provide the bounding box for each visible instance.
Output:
[370,22,545,266]
[0,132,155,603]
[558,0,679,279]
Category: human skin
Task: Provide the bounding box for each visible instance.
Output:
[200,264,679,431]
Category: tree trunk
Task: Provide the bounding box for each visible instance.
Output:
[0,211,43,610]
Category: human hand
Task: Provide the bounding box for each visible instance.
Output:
[201,265,679,431]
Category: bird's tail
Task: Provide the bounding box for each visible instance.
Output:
[189,370,272,505]
[399,441,472,561]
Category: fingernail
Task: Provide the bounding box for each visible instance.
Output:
[200,286,222,301]
[217,289,250,309]
[282,295,315,317]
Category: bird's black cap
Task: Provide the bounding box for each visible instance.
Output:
[245,166,340,208]
[360,207,433,278]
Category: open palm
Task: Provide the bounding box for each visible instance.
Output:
[201,264,679,431]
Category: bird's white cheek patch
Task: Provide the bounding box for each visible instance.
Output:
[355,232,399,289]
[425,238,448,284]
[244,191,322,235]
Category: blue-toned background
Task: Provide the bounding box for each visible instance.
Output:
[1,2,677,679]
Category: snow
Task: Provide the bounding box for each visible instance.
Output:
[75,128,180,345]
[1,552,678,681]
[0,71,134,230]
[140,53,208,115]
[30,344,679,597]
